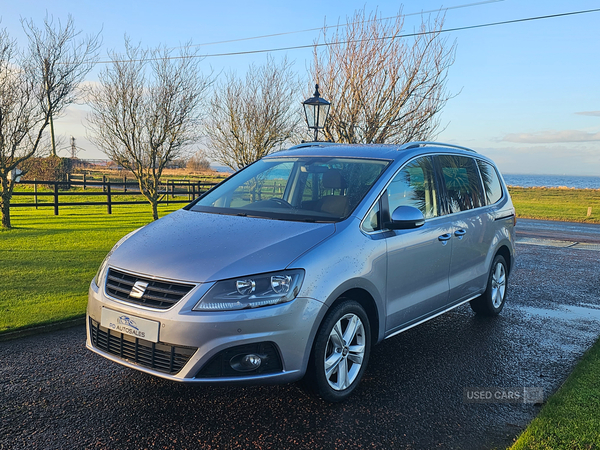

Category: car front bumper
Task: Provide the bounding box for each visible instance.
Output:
[86,280,324,384]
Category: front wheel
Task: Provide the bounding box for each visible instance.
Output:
[470,254,508,316]
[306,300,371,402]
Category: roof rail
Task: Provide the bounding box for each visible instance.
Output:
[285,141,340,151]
[399,141,476,153]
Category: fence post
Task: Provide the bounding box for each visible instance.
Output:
[123,174,127,193]
[34,179,38,209]
[102,175,106,192]
[67,173,71,190]
[83,173,86,190]
[53,182,59,215]
[107,182,112,214]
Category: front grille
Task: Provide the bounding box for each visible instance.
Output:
[105,268,195,309]
[90,319,197,375]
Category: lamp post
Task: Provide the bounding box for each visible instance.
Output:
[302,84,331,142]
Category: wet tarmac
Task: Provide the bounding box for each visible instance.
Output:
[1,220,599,449]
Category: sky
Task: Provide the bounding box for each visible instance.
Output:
[1,0,600,176]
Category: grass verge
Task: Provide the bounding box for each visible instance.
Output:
[508,186,600,223]
[510,341,600,449]
[0,203,178,333]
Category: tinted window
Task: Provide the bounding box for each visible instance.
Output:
[477,160,503,205]
[438,155,484,213]
[387,156,438,219]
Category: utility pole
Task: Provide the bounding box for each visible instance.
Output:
[44,58,57,157]
[70,136,78,158]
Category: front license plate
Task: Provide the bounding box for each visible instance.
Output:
[101,308,160,343]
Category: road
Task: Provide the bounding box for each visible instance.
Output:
[1,219,599,449]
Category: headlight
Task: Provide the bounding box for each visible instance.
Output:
[193,269,305,311]
[93,227,143,287]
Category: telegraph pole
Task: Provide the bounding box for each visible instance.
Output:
[44,58,57,157]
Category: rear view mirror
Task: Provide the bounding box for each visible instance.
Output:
[385,205,425,230]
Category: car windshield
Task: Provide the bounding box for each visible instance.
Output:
[191,156,390,222]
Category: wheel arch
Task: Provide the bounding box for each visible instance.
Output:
[495,244,513,276]
[328,288,380,346]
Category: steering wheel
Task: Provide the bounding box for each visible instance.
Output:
[269,197,294,208]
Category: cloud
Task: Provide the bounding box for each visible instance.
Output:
[575,111,600,117]
[502,130,600,144]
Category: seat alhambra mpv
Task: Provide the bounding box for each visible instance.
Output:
[87,141,515,402]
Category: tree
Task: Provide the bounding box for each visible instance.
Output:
[0,17,100,229]
[186,150,211,172]
[311,8,455,144]
[205,57,302,171]
[87,40,211,220]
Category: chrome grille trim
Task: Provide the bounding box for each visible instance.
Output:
[105,268,195,309]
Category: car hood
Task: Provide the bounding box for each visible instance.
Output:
[108,209,335,283]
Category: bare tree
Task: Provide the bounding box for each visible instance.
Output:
[23,15,101,157]
[87,39,212,220]
[187,150,211,172]
[311,8,455,144]
[0,17,100,229]
[205,57,302,171]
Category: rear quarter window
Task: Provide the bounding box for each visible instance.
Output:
[477,160,503,205]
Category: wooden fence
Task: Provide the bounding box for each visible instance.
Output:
[11,178,220,215]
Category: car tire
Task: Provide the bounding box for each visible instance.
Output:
[470,254,508,316]
[306,300,371,402]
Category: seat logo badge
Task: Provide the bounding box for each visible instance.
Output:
[130,281,149,299]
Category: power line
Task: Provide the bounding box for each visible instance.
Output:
[97,8,600,64]
[182,0,504,49]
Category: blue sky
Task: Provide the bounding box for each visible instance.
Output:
[2,0,600,175]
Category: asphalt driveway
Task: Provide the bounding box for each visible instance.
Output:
[1,220,599,449]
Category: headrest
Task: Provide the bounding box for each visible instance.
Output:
[322,169,346,190]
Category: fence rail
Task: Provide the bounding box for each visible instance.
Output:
[11,179,219,215]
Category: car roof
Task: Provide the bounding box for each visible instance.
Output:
[267,141,478,162]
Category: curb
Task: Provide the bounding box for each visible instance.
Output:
[0,317,86,342]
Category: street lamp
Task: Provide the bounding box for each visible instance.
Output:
[302,84,331,142]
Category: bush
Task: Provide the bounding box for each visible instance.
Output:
[187,151,211,172]
[20,156,74,182]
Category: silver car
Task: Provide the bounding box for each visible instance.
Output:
[87,142,515,402]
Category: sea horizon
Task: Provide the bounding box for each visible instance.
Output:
[503,174,600,189]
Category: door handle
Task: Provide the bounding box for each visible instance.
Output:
[454,229,466,240]
[438,233,452,244]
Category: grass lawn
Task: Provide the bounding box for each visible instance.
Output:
[508,187,600,223]
[511,342,600,449]
[0,203,179,333]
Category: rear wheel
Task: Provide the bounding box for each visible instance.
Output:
[306,300,371,402]
[470,254,508,316]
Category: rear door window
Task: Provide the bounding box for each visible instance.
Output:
[437,155,484,214]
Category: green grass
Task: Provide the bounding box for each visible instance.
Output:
[508,187,600,223]
[511,342,600,449]
[0,203,179,333]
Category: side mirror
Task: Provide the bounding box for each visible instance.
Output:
[385,205,425,230]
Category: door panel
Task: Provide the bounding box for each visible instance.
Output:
[383,156,452,333]
[385,219,453,332]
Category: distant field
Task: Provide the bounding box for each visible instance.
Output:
[508,187,600,223]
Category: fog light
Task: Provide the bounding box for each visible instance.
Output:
[230,353,263,372]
